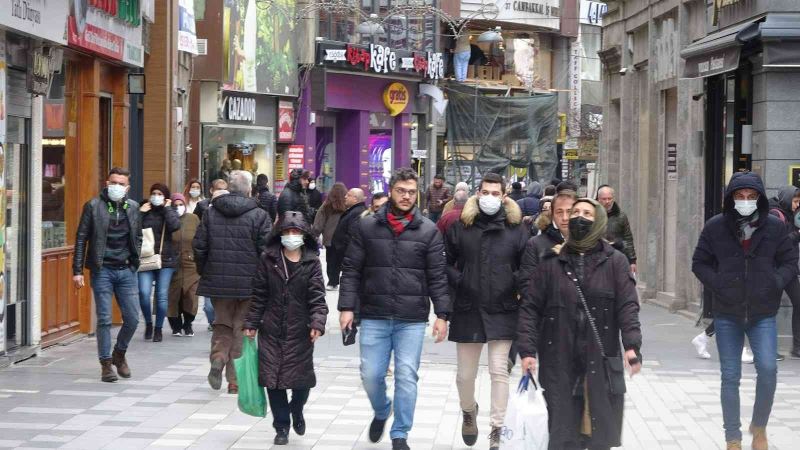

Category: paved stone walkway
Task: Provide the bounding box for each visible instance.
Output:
[0,258,798,449]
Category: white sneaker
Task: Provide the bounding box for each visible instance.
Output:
[326,285,338,291]
[692,333,711,359]
[742,347,755,364]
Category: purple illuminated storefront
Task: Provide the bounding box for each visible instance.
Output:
[293,41,444,193]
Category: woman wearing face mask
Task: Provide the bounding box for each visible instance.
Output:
[243,211,328,446]
[518,198,642,450]
[167,194,201,337]
[184,179,204,214]
[139,183,182,342]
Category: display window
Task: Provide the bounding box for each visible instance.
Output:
[202,125,274,189]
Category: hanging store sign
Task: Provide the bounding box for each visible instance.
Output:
[177,0,198,54]
[27,46,58,96]
[277,101,294,143]
[383,83,409,117]
[67,0,144,67]
[287,145,304,170]
[580,1,607,26]
[317,42,444,80]
[221,95,256,123]
[2,0,68,45]
[495,0,560,31]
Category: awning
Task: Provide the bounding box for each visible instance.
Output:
[680,21,753,78]
[738,14,800,67]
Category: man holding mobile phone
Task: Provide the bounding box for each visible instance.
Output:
[338,168,450,450]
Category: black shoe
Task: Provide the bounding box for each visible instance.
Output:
[183,324,194,337]
[171,329,182,337]
[777,353,785,361]
[791,348,800,359]
[207,359,224,390]
[144,323,153,340]
[392,438,410,450]
[153,327,163,342]
[291,411,306,436]
[369,413,391,443]
[274,428,289,445]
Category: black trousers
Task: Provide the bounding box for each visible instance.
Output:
[325,246,342,287]
[786,277,800,350]
[267,388,310,430]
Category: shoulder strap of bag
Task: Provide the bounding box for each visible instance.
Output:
[569,275,607,358]
[158,222,166,253]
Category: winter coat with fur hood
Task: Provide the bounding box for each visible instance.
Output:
[445,196,529,342]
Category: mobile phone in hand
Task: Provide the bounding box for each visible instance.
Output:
[342,325,358,346]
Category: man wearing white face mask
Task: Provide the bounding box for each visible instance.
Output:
[444,172,529,449]
[692,171,799,450]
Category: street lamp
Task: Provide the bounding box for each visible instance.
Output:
[477,26,503,43]
[356,13,386,43]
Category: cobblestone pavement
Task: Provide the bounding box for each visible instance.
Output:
[0,258,798,449]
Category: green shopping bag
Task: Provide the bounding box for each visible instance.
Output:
[233,336,267,417]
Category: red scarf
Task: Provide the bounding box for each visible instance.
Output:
[387,211,414,236]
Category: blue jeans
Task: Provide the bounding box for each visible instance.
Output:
[137,267,176,328]
[203,296,215,324]
[454,51,470,81]
[360,319,426,440]
[91,266,140,360]
[715,315,778,441]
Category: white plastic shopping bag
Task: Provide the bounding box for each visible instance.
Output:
[500,373,549,450]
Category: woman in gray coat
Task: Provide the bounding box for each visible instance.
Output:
[312,182,347,289]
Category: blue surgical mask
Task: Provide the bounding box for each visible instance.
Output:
[794,210,800,229]
[150,195,165,207]
[281,235,304,251]
[107,184,127,202]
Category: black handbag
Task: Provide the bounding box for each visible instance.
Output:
[569,276,627,395]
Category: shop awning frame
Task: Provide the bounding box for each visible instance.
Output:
[680,20,755,78]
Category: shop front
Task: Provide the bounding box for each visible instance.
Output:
[201,91,277,190]
[295,41,443,193]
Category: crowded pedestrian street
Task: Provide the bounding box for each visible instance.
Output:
[0,254,794,450]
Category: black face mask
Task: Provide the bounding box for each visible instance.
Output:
[568,216,594,241]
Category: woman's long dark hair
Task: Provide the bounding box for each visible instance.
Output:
[184,178,203,200]
[322,182,348,213]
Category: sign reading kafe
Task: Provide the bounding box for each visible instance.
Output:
[383,83,409,117]
[318,42,444,80]
[496,0,560,30]
[2,0,68,44]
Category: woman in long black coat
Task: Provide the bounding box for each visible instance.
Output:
[243,211,327,446]
[518,198,642,450]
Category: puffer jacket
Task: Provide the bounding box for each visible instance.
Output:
[140,204,182,268]
[518,223,564,301]
[692,171,799,320]
[244,215,327,390]
[517,181,543,217]
[193,193,272,299]
[256,185,278,223]
[338,205,451,322]
[605,202,637,263]
[74,190,142,274]
[445,196,528,342]
[277,179,311,223]
[769,185,799,235]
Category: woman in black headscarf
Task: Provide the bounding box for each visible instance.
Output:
[517,198,642,450]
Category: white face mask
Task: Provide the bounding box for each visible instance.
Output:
[478,195,502,215]
[734,199,758,217]
[176,205,186,216]
[281,234,304,251]
[189,189,201,198]
[150,195,165,207]
[309,182,316,190]
[107,184,127,202]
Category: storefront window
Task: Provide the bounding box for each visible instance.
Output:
[202,126,274,189]
[42,67,67,250]
[5,115,30,348]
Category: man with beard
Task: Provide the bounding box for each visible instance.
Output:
[339,168,450,450]
[277,169,312,223]
[423,174,451,223]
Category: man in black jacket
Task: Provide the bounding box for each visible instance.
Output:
[255,174,277,223]
[692,172,798,450]
[444,173,528,449]
[193,170,271,394]
[72,167,142,383]
[277,169,312,222]
[328,188,367,290]
[339,168,450,450]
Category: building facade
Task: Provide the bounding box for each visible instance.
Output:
[599,0,800,342]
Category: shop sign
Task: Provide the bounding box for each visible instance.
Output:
[318,42,445,80]
[580,1,607,26]
[382,83,409,117]
[666,143,677,181]
[2,0,68,45]
[568,37,582,138]
[495,0,560,31]
[287,145,304,170]
[412,149,428,159]
[277,101,294,143]
[178,0,198,55]
[67,0,144,67]
[27,46,58,96]
[220,95,257,123]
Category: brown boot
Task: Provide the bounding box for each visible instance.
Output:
[111,348,131,378]
[726,440,742,450]
[100,358,118,383]
[750,425,768,450]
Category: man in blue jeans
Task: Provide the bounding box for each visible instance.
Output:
[339,167,451,450]
[692,171,798,450]
[72,167,142,382]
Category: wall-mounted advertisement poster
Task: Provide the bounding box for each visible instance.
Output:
[369,133,392,193]
[68,0,144,67]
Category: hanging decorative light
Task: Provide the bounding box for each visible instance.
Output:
[477,26,503,43]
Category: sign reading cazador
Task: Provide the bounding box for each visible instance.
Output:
[383,83,410,117]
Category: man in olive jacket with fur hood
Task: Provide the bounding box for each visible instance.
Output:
[444,172,529,449]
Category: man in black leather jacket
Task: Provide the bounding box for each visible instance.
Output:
[72,167,142,383]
